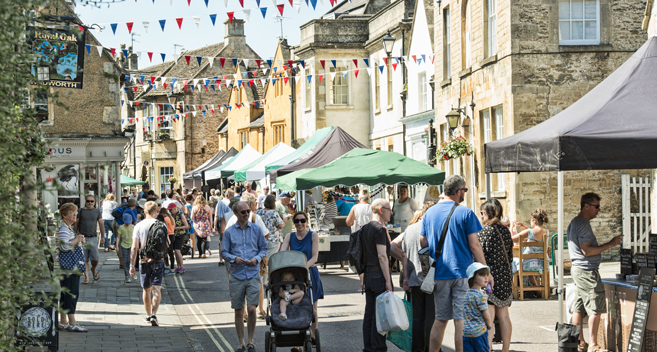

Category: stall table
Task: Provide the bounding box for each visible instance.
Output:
[598,279,657,352]
[317,235,350,265]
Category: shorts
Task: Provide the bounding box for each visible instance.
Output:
[463,331,489,352]
[172,235,188,250]
[433,278,468,321]
[139,260,165,289]
[571,266,606,316]
[82,236,99,262]
[229,275,260,310]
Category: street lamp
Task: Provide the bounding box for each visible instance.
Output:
[167,93,178,107]
[381,30,396,56]
[446,109,461,131]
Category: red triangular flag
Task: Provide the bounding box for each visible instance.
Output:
[318,74,323,82]
[252,70,258,75]
[392,62,398,71]
[211,108,215,114]
[146,52,153,62]
[289,0,293,5]
[287,60,293,67]
[184,113,188,118]
[239,0,244,7]
[249,79,254,86]
[198,105,202,110]
[277,4,284,15]
[284,77,289,85]
[227,12,234,23]
[176,18,183,29]
[157,104,162,110]
[183,79,189,87]
[431,55,435,64]
[205,85,208,91]
[354,69,359,78]
[110,48,116,57]
[382,57,388,65]
[255,59,261,68]
[216,79,222,85]
[187,0,191,5]
[353,59,358,67]
[163,82,168,90]
[184,85,188,91]
[126,22,134,34]
[412,55,417,63]
[283,65,288,71]
[220,58,226,67]
[135,102,140,108]
[78,25,85,32]
[320,60,325,68]
[151,77,156,85]
[133,86,138,93]
[185,56,191,65]
[264,99,267,105]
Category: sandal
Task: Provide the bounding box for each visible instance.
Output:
[589,345,608,352]
[93,270,99,281]
[104,248,109,252]
[57,323,70,330]
[67,324,88,332]
[258,311,266,320]
[82,278,89,284]
[578,342,589,352]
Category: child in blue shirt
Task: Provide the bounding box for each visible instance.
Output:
[463,262,493,352]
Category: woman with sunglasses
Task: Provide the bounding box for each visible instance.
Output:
[280,211,324,347]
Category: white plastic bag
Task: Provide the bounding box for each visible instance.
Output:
[420,266,435,294]
[565,283,576,323]
[375,292,410,335]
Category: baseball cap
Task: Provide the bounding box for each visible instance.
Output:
[466,262,490,280]
[279,192,291,198]
[122,213,133,223]
[167,202,177,210]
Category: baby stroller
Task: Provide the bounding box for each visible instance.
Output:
[264,250,321,352]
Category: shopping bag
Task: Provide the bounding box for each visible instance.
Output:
[420,266,435,294]
[555,322,580,352]
[386,294,413,352]
[59,244,86,273]
[375,292,410,335]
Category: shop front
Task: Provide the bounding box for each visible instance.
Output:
[40,137,127,211]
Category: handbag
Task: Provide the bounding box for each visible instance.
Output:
[494,226,516,274]
[59,244,86,273]
[386,292,413,352]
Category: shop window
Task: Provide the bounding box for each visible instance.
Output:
[419,72,428,112]
[274,124,285,144]
[374,62,381,111]
[486,0,497,57]
[481,105,505,191]
[329,64,349,105]
[559,0,600,45]
[34,88,49,123]
[160,166,173,193]
[443,7,451,78]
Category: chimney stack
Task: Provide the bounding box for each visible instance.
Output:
[224,19,246,49]
[128,46,138,70]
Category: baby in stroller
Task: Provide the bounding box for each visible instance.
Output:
[278,271,304,321]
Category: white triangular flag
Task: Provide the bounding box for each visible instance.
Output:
[96,45,103,57]
[329,72,336,81]
[193,79,200,86]
[169,0,173,4]
[271,0,276,6]
[193,111,197,117]
[295,2,301,12]
[262,68,268,76]
[136,51,142,59]
[95,27,100,34]
[260,78,266,86]
[223,0,228,6]
[294,75,301,84]
[220,106,224,113]
[130,73,135,82]
[143,21,150,33]
[243,9,251,21]
[277,60,283,67]
[243,59,249,69]
[342,59,348,68]
[193,16,201,28]
[367,67,373,76]
[218,85,222,91]
[208,58,214,68]
[129,101,133,107]
[143,84,149,90]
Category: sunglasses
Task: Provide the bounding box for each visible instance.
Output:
[293,218,307,224]
[381,207,392,212]
[460,188,469,192]
[240,210,251,215]
[587,203,601,209]
[86,200,95,203]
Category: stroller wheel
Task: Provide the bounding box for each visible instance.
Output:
[271,342,276,352]
[265,332,271,352]
[305,339,313,352]
[314,329,321,352]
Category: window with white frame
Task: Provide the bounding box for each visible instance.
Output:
[559,0,600,45]
[34,89,49,123]
[160,166,173,193]
[481,105,505,192]
[387,60,393,106]
[305,68,312,110]
[375,63,381,111]
[37,66,50,81]
[419,72,428,112]
[240,130,249,149]
[443,7,451,78]
[462,0,472,68]
[487,0,497,57]
[329,64,349,105]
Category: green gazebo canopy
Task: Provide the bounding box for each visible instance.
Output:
[120,174,145,186]
[276,148,445,191]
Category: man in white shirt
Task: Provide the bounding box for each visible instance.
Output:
[257,186,269,209]
[129,201,166,327]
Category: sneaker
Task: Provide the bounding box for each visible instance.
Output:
[278,313,287,321]
[177,267,185,274]
[125,276,131,283]
[150,314,159,327]
[235,345,246,352]
[164,268,174,275]
[143,316,151,323]
[247,343,256,352]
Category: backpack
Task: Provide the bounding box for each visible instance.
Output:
[347,227,365,275]
[139,220,169,261]
[112,204,128,220]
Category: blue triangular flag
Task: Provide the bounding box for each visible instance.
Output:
[310,0,317,9]
[122,49,128,58]
[172,78,177,86]
[121,119,125,124]
[202,110,206,116]
[273,67,278,73]
[165,104,170,108]
[305,0,308,5]
[421,54,426,63]
[211,85,215,91]
[242,72,248,78]
[342,72,348,79]
[231,58,238,67]
[307,75,312,83]
[228,106,232,111]
[363,58,369,67]
[266,59,272,68]
[196,56,202,66]
[161,53,166,62]
[209,14,217,26]
[394,57,401,64]
[124,88,128,93]
[174,114,179,119]
[190,85,195,91]
[159,19,166,32]
[331,60,337,68]
[256,0,260,6]
[85,45,91,54]
[205,79,210,86]
[185,105,190,111]
[110,23,118,35]
[417,57,422,65]
[237,80,242,87]
[378,65,385,74]
[272,78,277,85]
[299,60,305,68]
[125,75,130,83]
[204,0,209,6]
[121,100,124,107]
[260,7,267,19]
[140,75,145,83]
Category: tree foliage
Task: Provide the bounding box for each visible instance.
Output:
[0,0,54,349]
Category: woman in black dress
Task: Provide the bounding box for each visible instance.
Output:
[477,199,513,352]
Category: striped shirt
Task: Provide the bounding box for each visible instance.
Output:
[56,223,77,252]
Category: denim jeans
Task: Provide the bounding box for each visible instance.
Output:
[411,286,435,352]
[121,247,131,277]
[103,220,115,248]
[363,270,388,352]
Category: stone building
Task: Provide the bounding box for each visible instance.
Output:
[39,1,127,210]
[433,0,649,259]
[123,19,261,194]
[261,40,297,150]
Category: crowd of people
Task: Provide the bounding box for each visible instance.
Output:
[55,176,623,352]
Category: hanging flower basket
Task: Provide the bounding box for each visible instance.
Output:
[168,176,178,183]
[436,135,474,161]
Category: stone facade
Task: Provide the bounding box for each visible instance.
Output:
[221,62,265,152]
[434,0,649,259]
[262,40,295,151]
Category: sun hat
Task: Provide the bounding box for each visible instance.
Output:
[466,262,490,280]
[137,198,147,209]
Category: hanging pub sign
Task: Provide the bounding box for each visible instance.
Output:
[29,25,85,89]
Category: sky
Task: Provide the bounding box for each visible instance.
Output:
[75,0,333,70]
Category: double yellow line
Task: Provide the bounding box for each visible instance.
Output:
[173,274,234,352]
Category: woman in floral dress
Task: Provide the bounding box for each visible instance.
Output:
[191,196,213,258]
[477,199,513,352]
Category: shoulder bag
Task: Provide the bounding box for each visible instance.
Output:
[493,225,517,274]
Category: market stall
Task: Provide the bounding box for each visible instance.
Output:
[205,144,261,181]
[485,36,657,350]
[120,174,144,185]
[277,148,445,265]
[233,142,296,182]
[183,148,237,190]
[264,126,334,177]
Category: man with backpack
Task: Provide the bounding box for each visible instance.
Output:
[129,201,170,327]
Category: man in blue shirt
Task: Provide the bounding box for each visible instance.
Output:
[221,202,267,352]
[420,175,488,352]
